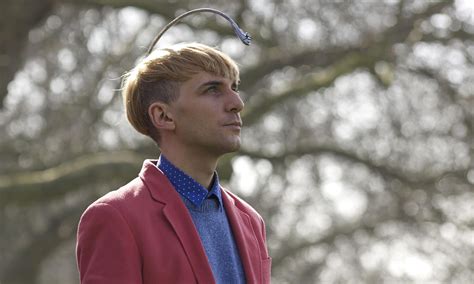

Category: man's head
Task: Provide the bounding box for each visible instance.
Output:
[122,43,243,154]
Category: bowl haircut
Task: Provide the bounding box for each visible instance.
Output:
[122,43,240,144]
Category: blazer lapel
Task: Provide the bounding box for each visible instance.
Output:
[139,160,215,284]
[222,189,261,284]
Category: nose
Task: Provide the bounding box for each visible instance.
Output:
[226,89,244,113]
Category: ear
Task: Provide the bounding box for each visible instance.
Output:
[148,101,175,131]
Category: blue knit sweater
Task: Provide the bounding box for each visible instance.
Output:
[157,155,245,284]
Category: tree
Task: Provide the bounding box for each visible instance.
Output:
[1,0,473,283]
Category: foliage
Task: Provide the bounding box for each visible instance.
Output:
[1,0,473,283]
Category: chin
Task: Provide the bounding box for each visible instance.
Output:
[218,139,241,154]
[209,134,241,155]
[229,143,241,152]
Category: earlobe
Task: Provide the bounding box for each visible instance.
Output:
[148,102,175,130]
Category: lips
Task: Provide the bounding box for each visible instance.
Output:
[223,121,242,132]
[224,121,242,127]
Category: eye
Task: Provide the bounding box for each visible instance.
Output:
[206,85,219,94]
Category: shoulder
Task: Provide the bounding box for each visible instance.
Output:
[80,177,151,222]
[96,177,146,205]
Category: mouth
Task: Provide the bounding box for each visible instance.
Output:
[225,121,242,126]
[224,121,242,129]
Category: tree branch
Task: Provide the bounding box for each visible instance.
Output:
[240,144,468,187]
[241,1,454,125]
[242,51,377,126]
[0,151,143,205]
[0,0,54,108]
[270,219,376,269]
[241,0,453,90]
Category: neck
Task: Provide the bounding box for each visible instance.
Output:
[160,147,218,189]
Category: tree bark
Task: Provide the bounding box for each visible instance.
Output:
[0,0,55,108]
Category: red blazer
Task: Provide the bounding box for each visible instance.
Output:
[76,160,271,284]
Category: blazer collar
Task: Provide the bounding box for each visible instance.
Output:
[139,160,215,284]
[221,189,261,284]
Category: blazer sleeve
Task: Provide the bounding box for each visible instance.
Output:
[76,202,142,284]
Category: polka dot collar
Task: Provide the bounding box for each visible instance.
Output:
[157,155,222,208]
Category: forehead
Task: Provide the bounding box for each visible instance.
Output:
[185,71,236,87]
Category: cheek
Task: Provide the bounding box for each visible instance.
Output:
[174,98,223,126]
[188,103,220,120]
[175,108,214,133]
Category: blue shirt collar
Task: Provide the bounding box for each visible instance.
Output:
[157,155,222,208]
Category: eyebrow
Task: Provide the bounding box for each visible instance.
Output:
[197,80,239,92]
[198,80,223,91]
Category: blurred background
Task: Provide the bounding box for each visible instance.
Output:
[1,0,473,283]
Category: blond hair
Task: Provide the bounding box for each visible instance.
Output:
[122,42,240,144]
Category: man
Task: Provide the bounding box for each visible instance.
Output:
[76,42,271,283]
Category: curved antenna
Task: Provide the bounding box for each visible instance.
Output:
[146,8,251,56]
